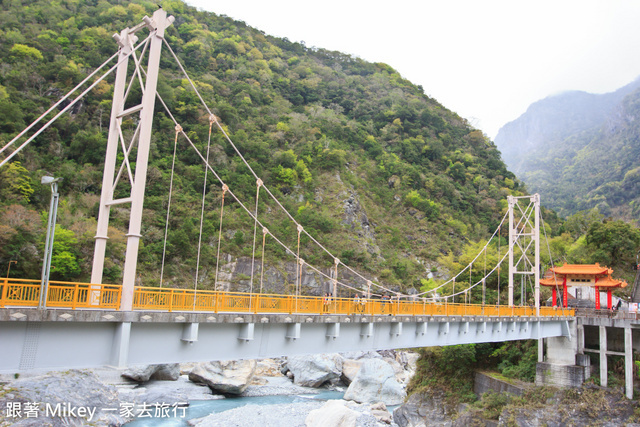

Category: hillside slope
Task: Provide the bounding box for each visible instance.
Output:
[0,0,521,294]
[494,78,640,219]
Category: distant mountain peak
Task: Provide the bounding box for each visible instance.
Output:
[494,76,640,219]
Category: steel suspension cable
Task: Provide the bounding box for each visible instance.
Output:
[413,210,509,298]
[158,36,528,304]
[151,65,477,300]
[0,35,153,168]
[447,249,510,299]
[161,38,403,297]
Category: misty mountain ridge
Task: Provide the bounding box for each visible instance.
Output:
[494,76,640,220]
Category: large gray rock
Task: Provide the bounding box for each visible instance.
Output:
[343,358,406,405]
[286,354,343,387]
[189,360,256,395]
[341,359,363,385]
[0,370,125,426]
[369,401,393,424]
[393,392,452,427]
[305,400,359,427]
[383,357,408,384]
[118,375,221,405]
[121,363,180,382]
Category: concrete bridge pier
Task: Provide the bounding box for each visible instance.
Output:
[579,317,638,399]
[625,327,633,400]
[536,319,591,388]
[594,324,635,399]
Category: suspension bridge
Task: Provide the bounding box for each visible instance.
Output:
[0,9,636,399]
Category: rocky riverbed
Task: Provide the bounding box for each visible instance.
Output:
[4,351,636,427]
[0,350,416,426]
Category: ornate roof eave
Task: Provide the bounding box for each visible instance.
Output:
[550,263,611,276]
[596,276,628,289]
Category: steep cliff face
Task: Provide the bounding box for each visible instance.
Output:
[495,78,640,175]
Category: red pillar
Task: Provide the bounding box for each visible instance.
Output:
[595,286,600,310]
[552,287,557,307]
[562,277,568,308]
[607,289,612,310]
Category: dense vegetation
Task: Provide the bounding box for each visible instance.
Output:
[407,341,538,406]
[0,0,520,292]
[0,0,638,302]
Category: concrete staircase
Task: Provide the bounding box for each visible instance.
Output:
[631,269,640,303]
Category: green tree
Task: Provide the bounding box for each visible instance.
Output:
[0,162,34,204]
[50,225,81,279]
[586,219,640,268]
[10,44,44,61]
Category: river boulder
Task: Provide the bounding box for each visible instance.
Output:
[121,363,180,382]
[340,359,363,385]
[305,399,359,427]
[188,360,256,395]
[393,391,452,427]
[285,354,343,387]
[343,358,406,405]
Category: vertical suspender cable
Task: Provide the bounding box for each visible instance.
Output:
[469,262,472,304]
[249,179,262,300]
[159,125,181,288]
[193,116,214,306]
[214,184,228,290]
[260,227,268,294]
[333,258,339,299]
[497,226,501,306]
[296,225,303,313]
[483,245,487,306]
[296,224,303,296]
[452,277,455,304]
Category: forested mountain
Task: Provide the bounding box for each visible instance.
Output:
[0,0,524,294]
[495,78,640,220]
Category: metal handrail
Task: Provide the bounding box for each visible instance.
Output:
[0,278,575,317]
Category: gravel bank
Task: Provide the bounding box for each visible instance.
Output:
[189,400,325,427]
[189,399,397,427]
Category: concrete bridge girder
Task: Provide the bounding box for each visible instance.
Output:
[0,309,571,374]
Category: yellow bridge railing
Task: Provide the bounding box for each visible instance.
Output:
[0,279,574,317]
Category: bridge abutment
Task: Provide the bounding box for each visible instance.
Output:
[536,320,591,388]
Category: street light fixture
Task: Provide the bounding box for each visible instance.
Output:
[6,260,16,279]
[39,176,62,309]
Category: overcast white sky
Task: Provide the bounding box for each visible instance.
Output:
[186,0,640,139]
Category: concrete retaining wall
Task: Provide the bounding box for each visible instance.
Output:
[535,362,588,388]
[474,372,528,397]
